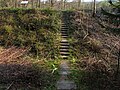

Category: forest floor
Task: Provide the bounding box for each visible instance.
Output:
[0,46,60,90]
[0,10,120,90]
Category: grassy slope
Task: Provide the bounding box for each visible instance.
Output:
[0,8,61,58]
[0,9,61,89]
[64,11,120,90]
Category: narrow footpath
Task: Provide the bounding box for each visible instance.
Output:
[56,21,76,90]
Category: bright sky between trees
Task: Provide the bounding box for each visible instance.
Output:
[40,0,106,2]
[69,0,105,2]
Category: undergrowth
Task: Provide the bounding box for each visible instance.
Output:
[0,9,61,89]
[0,8,61,59]
[64,11,120,90]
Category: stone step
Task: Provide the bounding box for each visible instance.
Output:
[59,71,70,75]
[61,23,65,25]
[61,29,68,31]
[61,33,68,36]
[60,67,70,72]
[60,43,69,46]
[60,44,69,46]
[60,61,69,68]
[60,55,69,59]
[61,35,68,37]
[61,32,68,34]
[60,55,69,58]
[59,75,68,80]
[60,49,69,52]
[61,39,68,42]
[61,27,68,29]
[60,46,69,49]
[62,36,68,38]
[57,21,77,90]
[61,31,68,34]
[61,40,69,42]
[60,52,69,55]
[57,80,76,90]
[61,25,68,27]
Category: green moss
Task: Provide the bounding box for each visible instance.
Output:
[0,9,61,59]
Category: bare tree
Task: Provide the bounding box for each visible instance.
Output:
[64,0,66,10]
[92,0,96,17]
[38,0,41,8]
[78,0,81,9]
[50,0,54,8]
[14,0,18,8]
[32,0,34,8]
[61,0,64,9]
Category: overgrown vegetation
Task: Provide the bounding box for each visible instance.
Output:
[0,9,61,89]
[64,10,120,90]
[99,0,120,34]
[0,8,61,59]
[0,1,120,89]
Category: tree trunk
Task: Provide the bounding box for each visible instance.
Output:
[32,0,34,8]
[78,0,81,9]
[15,0,17,8]
[38,0,41,8]
[50,0,54,8]
[61,0,63,9]
[92,0,96,17]
[64,0,66,10]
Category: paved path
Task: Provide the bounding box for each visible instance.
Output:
[56,22,76,90]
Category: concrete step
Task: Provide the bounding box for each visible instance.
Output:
[61,23,66,26]
[60,42,69,45]
[61,25,68,27]
[60,46,69,49]
[60,52,69,55]
[61,39,68,42]
[61,33,68,36]
[61,29,68,31]
[62,36,68,38]
[60,61,69,68]
[61,25,67,27]
[61,33,68,35]
[60,44,69,47]
[60,49,69,52]
[61,31,68,34]
[60,55,69,59]
[57,80,76,90]
[61,30,67,31]
[61,23,65,25]
[59,75,68,80]
[60,40,69,45]
[61,27,68,29]
[60,54,69,57]
[57,21,77,89]
[59,71,70,75]
[61,35,68,37]
[61,31,68,32]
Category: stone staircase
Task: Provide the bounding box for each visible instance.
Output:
[57,22,76,90]
[60,23,69,60]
